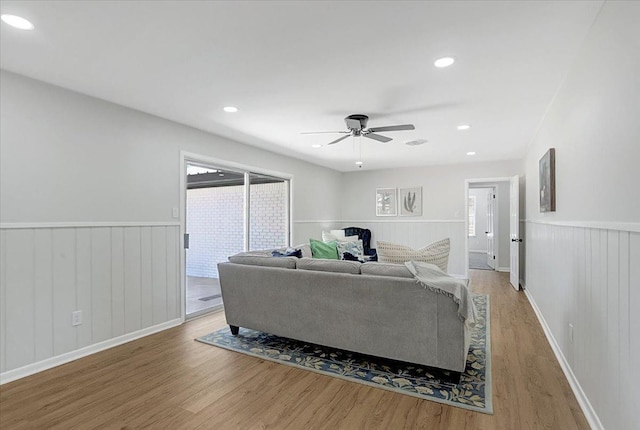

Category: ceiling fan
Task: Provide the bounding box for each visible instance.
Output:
[301,114,415,145]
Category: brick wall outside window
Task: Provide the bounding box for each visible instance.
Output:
[186,182,287,278]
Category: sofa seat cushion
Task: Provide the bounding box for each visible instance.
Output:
[360,262,414,278]
[296,257,361,274]
[229,254,297,269]
[376,238,450,272]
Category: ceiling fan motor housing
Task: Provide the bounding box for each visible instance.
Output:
[345,114,369,131]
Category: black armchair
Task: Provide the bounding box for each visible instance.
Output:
[342,227,377,261]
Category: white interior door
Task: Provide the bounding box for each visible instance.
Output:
[486,190,496,269]
[509,175,520,290]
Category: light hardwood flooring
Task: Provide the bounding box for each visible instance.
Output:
[0,270,589,429]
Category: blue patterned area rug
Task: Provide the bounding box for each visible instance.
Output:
[197,295,491,414]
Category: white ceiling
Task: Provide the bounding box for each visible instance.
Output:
[0,1,603,172]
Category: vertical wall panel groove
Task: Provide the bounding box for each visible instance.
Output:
[151,227,168,325]
[76,229,92,348]
[91,228,112,343]
[111,227,125,338]
[605,230,620,428]
[34,229,54,362]
[0,230,7,373]
[5,230,36,370]
[166,226,178,320]
[140,227,153,329]
[52,229,77,356]
[525,222,636,430]
[1,224,181,376]
[124,227,142,334]
[628,233,640,430]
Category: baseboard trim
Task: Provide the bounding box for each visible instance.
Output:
[0,318,183,385]
[524,289,603,430]
[469,250,486,254]
[497,267,510,272]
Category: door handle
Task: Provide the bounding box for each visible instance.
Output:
[511,238,522,242]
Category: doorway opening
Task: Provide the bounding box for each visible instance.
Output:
[464,176,521,290]
[468,186,497,270]
[181,154,292,319]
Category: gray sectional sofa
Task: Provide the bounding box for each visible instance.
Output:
[218,252,472,374]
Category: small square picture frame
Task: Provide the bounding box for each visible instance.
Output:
[399,187,422,216]
[375,188,397,216]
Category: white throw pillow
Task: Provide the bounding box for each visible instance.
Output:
[322,230,358,243]
[329,229,346,238]
[376,238,450,272]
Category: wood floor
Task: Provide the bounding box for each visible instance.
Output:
[0,270,589,429]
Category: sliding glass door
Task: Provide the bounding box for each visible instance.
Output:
[184,161,290,318]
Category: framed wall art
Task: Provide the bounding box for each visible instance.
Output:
[375,188,397,216]
[539,148,556,212]
[399,187,422,216]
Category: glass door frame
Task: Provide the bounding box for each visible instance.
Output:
[179,151,293,321]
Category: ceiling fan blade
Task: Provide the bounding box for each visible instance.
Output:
[345,118,362,130]
[368,124,415,132]
[327,134,352,145]
[300,131,350,135]
[365,133,393,143]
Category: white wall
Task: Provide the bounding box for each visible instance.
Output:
[0,70,342,378]
[469,188,490,252]
[0,70,342,227]
[522,2,640,429]
[337,161,522,276]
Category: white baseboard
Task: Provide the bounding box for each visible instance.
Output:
[497,266,510,272]
[0,318,183,385]
[469,250,487,254]
[524,289,603,430]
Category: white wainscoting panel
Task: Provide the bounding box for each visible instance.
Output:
[524,222,639,430]
[294,220,466,276]
[0,224,181,377]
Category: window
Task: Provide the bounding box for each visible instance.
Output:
[468,195,476,236]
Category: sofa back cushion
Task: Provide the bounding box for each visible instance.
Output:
[296,257,361,274]
[360,262,414,278]
[376,238,450,272]
[229,254,297,269]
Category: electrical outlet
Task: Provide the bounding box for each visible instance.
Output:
[72,310,82,326]
[172,207,179,218]
[569,323,574,343]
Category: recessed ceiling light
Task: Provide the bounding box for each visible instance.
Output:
[311,144,322,148]
[406,139,428,146]
[466,151,476,156]
[218,173,225,177]
[223,106,238,113]
[355,161,363,166]
[434,57,455,68]
[1,14,34,30]
[457,124,471,130]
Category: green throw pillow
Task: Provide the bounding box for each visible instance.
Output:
[310,239,339,260]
